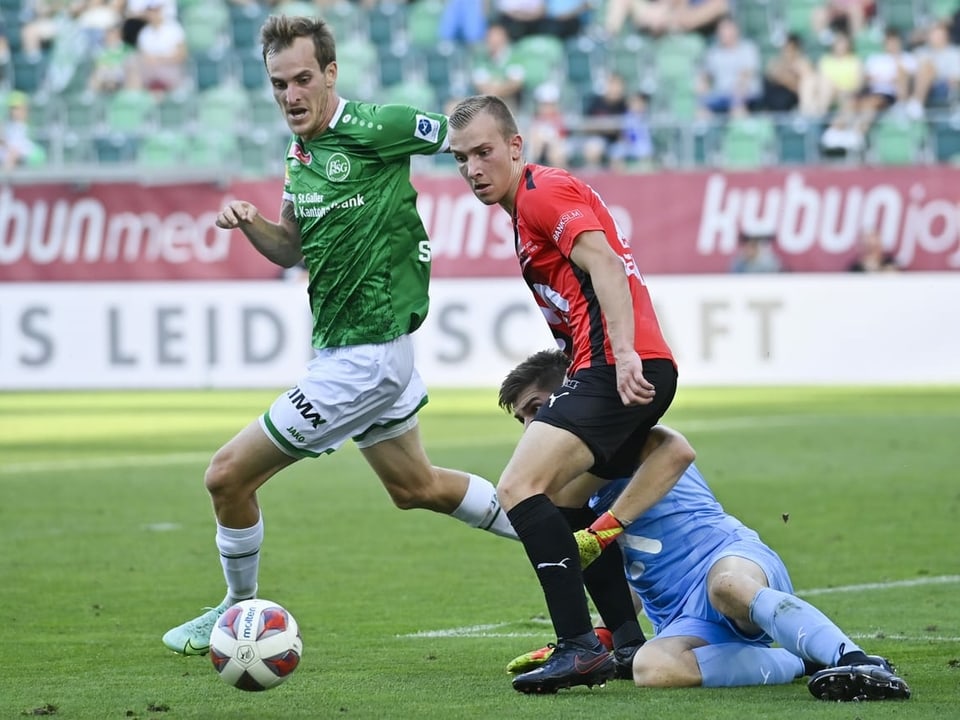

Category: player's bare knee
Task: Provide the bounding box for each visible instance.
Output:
[707,571,753,619]
[203,455,234,498]
[384,471,445,512]
[633,645,701,688]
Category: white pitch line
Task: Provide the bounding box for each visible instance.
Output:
[798,574,960,597]
[398,575,960,640]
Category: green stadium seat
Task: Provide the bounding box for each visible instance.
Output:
[367,3,405,50]
[378,46,407,87]
[383,79,436,109]
[182,1,230,53]
[186,127,240,169]
[407,0,444,50]
[719,115,776,169]
[781,0,821,38]
[608,34,650,91]
[930,115,960,163]
[156,89,196,130]
[869,116,927,165]
[276,1,321,17]
[138,130,190,169]
[239,48,268,91]
[63,91,102,136]
[193,47,233,91]
[927,0,959,20]
[513,34,565,91]
[195,84,249,131]
[335,37,378,100]
[11,53,48,94]
[878,0,919,30]
[565,36,603,93]
[104,88,156,133]
[95,133,139,163]
[421,45,463,103]
[229,3,268,51]
[776,117,820,164]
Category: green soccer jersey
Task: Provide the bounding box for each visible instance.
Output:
[282,97,448,349]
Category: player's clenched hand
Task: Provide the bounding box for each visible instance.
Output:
[616,352,655,406]
[216,200,260,229]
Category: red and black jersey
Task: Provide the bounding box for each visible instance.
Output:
[512,163,674,374]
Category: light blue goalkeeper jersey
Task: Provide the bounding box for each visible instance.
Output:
[590,463,762,633]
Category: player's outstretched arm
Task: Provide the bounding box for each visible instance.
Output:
[216,199,304,268]
[576,426,695,567]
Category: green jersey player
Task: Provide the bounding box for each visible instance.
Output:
[161,14,516,657]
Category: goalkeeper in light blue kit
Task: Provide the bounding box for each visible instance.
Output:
[499,350,911,703]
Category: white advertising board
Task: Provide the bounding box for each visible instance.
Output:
[0,275,957,389]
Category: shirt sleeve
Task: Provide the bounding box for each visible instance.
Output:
[368,103,450,159]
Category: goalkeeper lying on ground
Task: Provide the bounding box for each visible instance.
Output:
[498,349,911,702]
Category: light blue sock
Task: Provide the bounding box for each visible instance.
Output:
[749,586,861,666]
[693,644,804,686]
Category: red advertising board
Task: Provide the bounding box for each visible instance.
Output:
[2,166,958,280]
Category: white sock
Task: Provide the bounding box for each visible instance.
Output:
[216,516,263,606]
[451,474,517,539]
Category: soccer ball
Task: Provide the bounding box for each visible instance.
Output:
[209,599,303,691]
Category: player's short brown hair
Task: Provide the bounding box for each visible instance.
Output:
[448,95,519,139]
[261,14,336,70]
[498,349,570,413]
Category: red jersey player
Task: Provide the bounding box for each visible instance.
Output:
[449,95,680,694]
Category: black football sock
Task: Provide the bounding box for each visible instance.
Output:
[507,494,595,645]
[838,649,872,667]
[558,506,645,649]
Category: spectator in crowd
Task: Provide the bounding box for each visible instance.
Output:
[1,91,45,172]
[604,0,729,39]
[821,27,916,152]
[0,16,10,87]
[128,0,187,95]
[526,82,571,168]
[492,0,546,41]
[912,21,960,110]
[811,0,875,45]
[121,0,177,47]
[20,0,70,60]
[88,22,132,93]
[950,6,960,45]
[802,29,863,116]
[76,0,123,50]
[729,233,784,273]
[608,90,654,170]
[847,229,900,272]
[470,24,526,111]
[762,33,815,113]
[543,0,592,40]
[698,16,762,117]
[578,71,630,169]
[439,0,487,48]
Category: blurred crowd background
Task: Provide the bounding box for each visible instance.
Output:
[1,0,959,177]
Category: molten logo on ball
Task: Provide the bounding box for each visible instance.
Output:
[209,599,303,691]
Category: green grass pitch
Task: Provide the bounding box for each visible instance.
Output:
[1,386,958,719]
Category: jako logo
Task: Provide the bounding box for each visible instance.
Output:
[286,426,306,443]
[326,153,350,181]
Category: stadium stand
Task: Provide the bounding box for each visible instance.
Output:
[2,0,958,176]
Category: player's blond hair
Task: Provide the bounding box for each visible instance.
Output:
[448,95,519,139]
